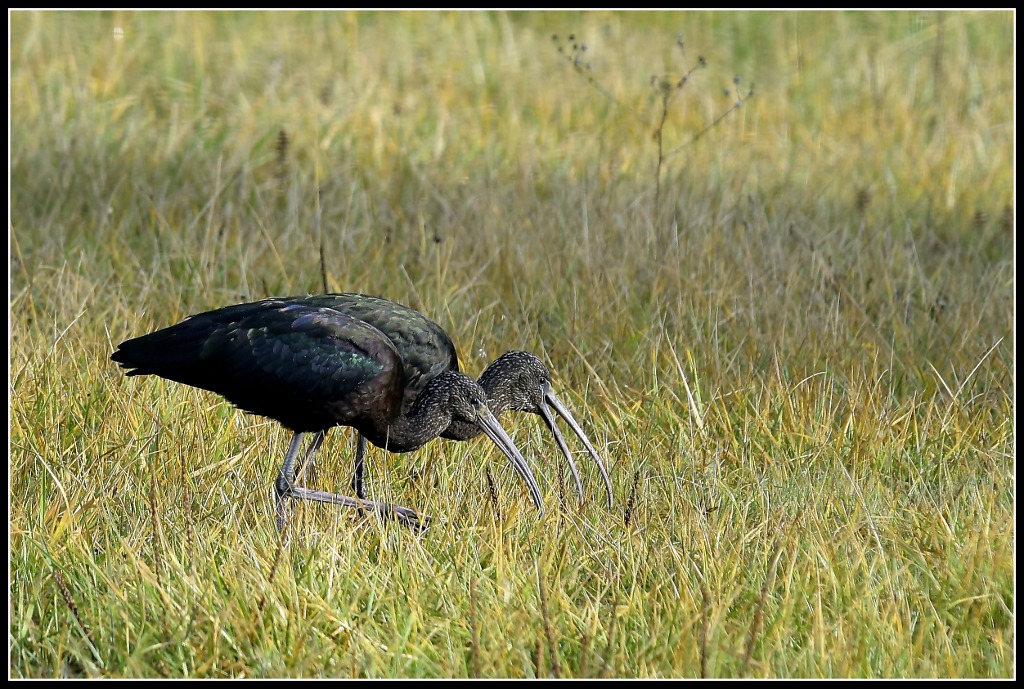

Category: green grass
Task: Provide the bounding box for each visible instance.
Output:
[9,10,1014,678]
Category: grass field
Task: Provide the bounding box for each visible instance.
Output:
[9,10,1014,678]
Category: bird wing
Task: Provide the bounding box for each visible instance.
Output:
[286,293,460,412]
[113,300,405,432]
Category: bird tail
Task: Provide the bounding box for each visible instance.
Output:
[111,319,213,378]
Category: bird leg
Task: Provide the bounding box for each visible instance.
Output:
[275,431,429,531]
[274,432,307,530]
[351,434,368,499]
[294,430,326,487]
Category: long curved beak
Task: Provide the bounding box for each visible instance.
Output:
[475,407,545,514]
[538,382,614,508]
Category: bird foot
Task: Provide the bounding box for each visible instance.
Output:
[279,484,432,533]
[390,504,432,532]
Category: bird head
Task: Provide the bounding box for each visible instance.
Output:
[481,350,554,413]
[442,371,494,424]
[480,350,614,508]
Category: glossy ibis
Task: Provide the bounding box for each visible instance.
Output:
[292,293,614,507]
[111,298,545,529]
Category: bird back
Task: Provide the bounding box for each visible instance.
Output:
[112,299,406,433]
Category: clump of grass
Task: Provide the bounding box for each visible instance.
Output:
[52,568,103,670]
[537,565,561,677]
[484,466,502,522]
[623,469,641,527]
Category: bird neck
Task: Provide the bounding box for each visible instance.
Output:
[441,362,513,441]
[358,374,457,452]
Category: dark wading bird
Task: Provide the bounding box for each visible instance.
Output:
[292,294,613,508]
[111,298,546,529]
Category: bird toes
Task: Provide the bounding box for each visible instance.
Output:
[393,506,432,532]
